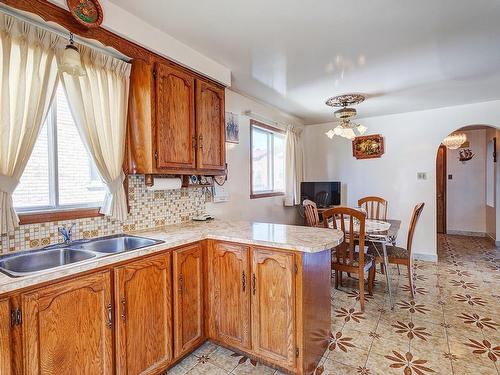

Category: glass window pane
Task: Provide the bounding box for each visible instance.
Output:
[252,127,271,192]
[273,134,285,191]
[56,86,106,206]
[12,122,50,208]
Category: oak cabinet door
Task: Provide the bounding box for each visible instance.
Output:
[21,271,113,375]
[0,298,12,375]
[195,80,225,170]
[155,63,196,170]
[173,243,204,358]
[251,248,296,369]
[115,253,172,375]
[208,242,250,349]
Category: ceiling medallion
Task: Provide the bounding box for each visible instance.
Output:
[325,93,367,141]
[442,133,467,150]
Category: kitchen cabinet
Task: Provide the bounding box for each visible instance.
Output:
[251,248,297,370]
[208,242,250,350]
[127,59,226,177]
[21,271,113,374]
[0,298,12,374]
[195,80,225,171]
[173,243,204,358]
[114,253,172,375]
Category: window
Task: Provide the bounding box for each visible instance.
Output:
[250,120,286,198]
[12,84,106,213]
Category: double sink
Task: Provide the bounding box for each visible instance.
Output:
[0,235,164,278]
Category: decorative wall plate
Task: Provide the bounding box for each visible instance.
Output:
[352,134,385,159]
[67,0,103,28]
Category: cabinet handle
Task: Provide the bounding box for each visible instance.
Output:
[106,303,112,328]
[121,297,126,321]
[192,136,197,150]
[179,274,183,293]
[252,273,256,295]
[199,134,204,150]
[242,271,246,292]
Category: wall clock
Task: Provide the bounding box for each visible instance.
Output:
[67,0,104,28]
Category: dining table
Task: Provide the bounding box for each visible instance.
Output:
[330,218,401,309]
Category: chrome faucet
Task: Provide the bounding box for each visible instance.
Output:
[59,223,75,244]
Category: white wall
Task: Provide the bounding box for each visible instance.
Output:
[303,100,500,261]
[446,130,486,234]
[206,90,303,225]
[49,0,231,86]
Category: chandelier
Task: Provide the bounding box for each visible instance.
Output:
[443,133,467,150]
[325,94,367,140]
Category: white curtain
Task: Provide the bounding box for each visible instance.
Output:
[284,125,304,206]
[58,46,131,221]
[0,14,61,234]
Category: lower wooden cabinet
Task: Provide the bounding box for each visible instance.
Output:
[21,271,114,374]
[173,243,205,358]
[0,298,13,375]
[208,242,251,350]
[251,248,297,370]
[114,253,172,375]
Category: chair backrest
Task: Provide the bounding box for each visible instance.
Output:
[406,202,425,257]
[323,207,366,268]
[303,199,320,227]
[358,196,388,220]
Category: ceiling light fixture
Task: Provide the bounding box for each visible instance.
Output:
[325,94,367,140]
[442,133,467,150]
[59,32,86,77]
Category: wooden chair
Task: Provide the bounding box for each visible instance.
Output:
[358,196,388,220]
[373,203,425,298]
[323,207,376,311]
[303,199,320,227]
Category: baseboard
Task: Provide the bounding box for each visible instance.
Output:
[446,230,487,237]
[413,252,438,262]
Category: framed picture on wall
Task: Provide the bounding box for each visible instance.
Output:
[225,112,239,144]
[352,134,385,159]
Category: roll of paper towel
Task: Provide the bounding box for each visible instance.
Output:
[146,177,182,191]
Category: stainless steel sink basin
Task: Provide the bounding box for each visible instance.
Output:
[0,248,96,278]
[70,235,162,254]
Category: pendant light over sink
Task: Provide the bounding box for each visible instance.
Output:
[59,32,86,77]
[325,94,367,140]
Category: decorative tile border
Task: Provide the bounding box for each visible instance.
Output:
[0,175,206,253]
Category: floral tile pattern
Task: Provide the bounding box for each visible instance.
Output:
[165,234,499,375]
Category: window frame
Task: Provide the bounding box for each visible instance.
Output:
[15,87,107,223]
[250,120,286,199]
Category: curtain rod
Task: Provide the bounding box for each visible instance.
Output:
[243,110,289,129]
[0,4,131,62]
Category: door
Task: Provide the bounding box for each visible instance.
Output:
[173,243,204,358]
[155,63,196,170]
[115,253,172,375]
[22,271,113,374]
[436,144,447,234]
[0,298,12,374]
[251,248,296,369]
[208,242,250,350]
[196,80,225,170]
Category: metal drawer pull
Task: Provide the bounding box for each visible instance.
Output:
[121,297,126,321]
[242,271,246,292]
[106,303,112,328]
[252,273,256,295]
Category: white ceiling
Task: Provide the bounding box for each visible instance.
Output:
[110,0,500,124]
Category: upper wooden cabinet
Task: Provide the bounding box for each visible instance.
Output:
[251,248,297,370]
[208,242,250,350]
[196,80,225,171]
[21,271,114,375]
[0,298,13,375]
[127,59,225,176]
[172,243,205,358]
[114,253,172,375]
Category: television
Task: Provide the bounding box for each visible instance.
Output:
[300,181,341,207]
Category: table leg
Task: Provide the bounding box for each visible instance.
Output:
[382,242,394,309]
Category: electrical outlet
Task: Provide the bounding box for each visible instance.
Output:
[417,172,427,180]
[448,174,453,180]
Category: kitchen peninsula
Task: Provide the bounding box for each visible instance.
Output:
[0,221,343,375]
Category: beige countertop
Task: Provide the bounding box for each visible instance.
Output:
[0,220,343,295]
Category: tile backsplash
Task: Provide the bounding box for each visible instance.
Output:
[0,175,206,254]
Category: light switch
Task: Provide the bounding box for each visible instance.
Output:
[448,174,453,180]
